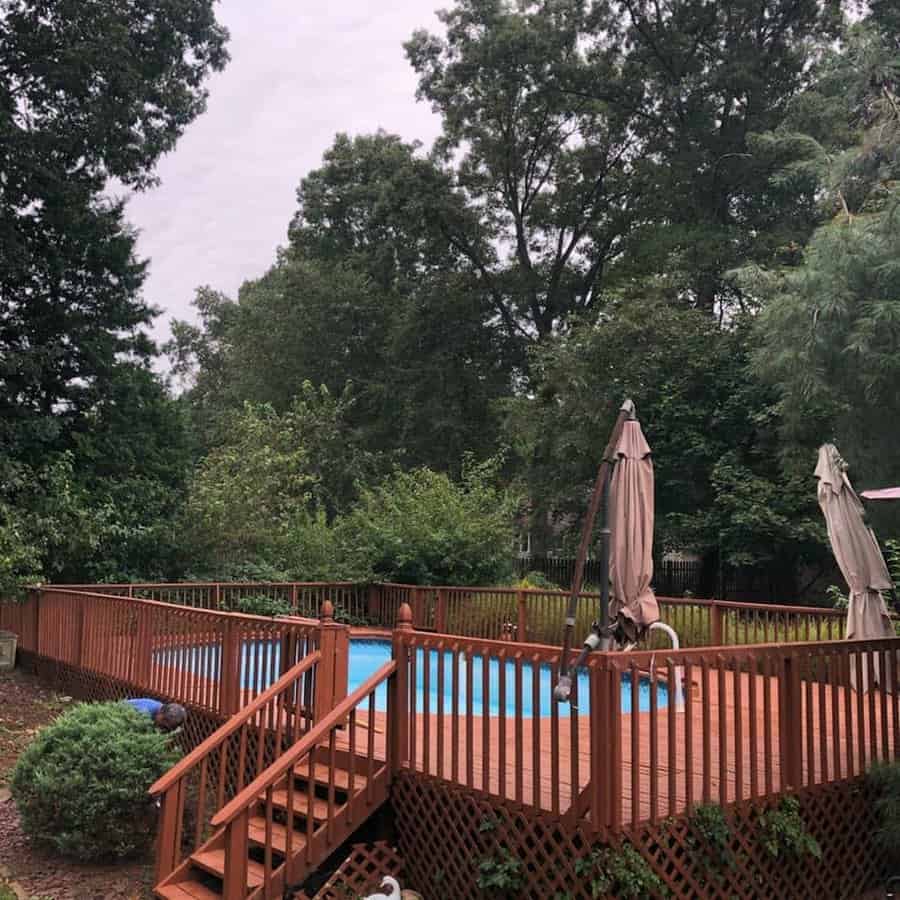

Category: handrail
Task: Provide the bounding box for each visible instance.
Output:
[211,659,397,829]
[148,650,321,796]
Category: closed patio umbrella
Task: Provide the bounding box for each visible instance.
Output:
[609,418,660,645]
[815,444,894,689]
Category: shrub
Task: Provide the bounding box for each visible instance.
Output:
[11,701,181,860]
[687,803,734,877]
[232,594,294,617]
[574,843,667,898]
[868,760,900,855]
[337,455,519,586]
[476,849,524,895]
[515,571,559,590]
[756,797,821,861]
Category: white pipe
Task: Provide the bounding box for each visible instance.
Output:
[648,621,685,708]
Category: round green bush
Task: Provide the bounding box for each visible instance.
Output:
[11,701,181,860]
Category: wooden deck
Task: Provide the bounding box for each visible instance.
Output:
[340,668,897,827]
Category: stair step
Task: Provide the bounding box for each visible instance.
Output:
[156,880,221,900]
[259,787,334,820]
[296,763,368,791]
[247,815,307,854]
[190,848,267,888]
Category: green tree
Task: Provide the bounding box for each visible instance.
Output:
[406,0,638,343]
[508,295,824,592]
[171,133,513,469]
[750,18,900,521]
[604,0,838,313]
[182,385,378,576]
[0,0,228,583]
[0,0,228,452]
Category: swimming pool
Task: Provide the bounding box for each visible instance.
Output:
[348,639,667,716]
[156,638,667,716]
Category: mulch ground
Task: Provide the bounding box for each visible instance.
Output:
[0,667,155,900]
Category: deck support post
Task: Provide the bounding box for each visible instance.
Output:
[517,590,527,642]
[221,618,241,716]
[391,602,414,774]
[315,601,349,721]
[710,601,724,646]
[779,653,804,789]
[155,776,185,885]
[222,809,249,900]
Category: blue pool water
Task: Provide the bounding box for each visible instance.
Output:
[156,638,667,716]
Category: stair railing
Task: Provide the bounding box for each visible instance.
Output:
[209,659,399,900]
[150,650,322,882]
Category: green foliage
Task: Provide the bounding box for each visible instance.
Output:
[475,850,524,895]
[337,457,518,586]
[687,804,735,874]
[756,797,821,861]
[11,701,181,861]
[867,760,900,855]
[169,132,511,471]
[182,386,377,576]
[232,595,294,618]
[885,540,900,592]
[574,842,667,899]
[514,571,559,591]
[825,585,848,611]
[750,17,900,509]
[510,297,825,587]
[0,1,225,586]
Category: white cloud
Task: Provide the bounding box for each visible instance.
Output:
[124,0,443,355]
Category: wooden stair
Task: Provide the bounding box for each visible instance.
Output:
[155,758,386,899]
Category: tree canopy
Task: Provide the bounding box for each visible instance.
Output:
[5,0,900,599]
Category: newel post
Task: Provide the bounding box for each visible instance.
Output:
[710,601,723,646]
[155,777,185,884]
[778,651,804,789]
[132,603,153,689]
[390,602,413,775]
[220,617,241,716]
[222,811,249,900]
[367,583,383,624]
[516,589,528,642]
[315,600,349,720]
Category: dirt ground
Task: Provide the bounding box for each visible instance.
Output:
[0,668,155,900]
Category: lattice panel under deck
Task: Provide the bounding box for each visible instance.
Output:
[295,841,404,900]
[19,651,225,756]
[391,774,888,900]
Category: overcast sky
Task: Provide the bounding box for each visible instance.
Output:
[124,0,443,355]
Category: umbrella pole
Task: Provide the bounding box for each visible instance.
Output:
[598,471,612,646]
[554,398,634,702]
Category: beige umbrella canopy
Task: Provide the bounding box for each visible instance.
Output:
[609,419,660,644]
[815,444,894,688]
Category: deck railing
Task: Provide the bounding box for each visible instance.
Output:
[52,581,371,620]
[393,626,900,833]
[1,588,338,717]
[373,582,848,648]
[208,659,398,898]
[150,650,322,881]
[3,586,899,897]
[38,580,851,649]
